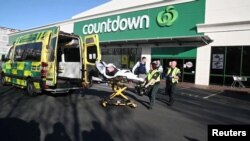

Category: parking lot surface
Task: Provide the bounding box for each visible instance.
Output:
[0,83,250,141]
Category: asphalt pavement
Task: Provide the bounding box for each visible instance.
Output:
[0,83,249,141]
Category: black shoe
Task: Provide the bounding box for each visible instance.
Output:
[168,99,174,106]
[148,106,153,110]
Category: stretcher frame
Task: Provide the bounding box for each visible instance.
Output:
[100,80,137,108]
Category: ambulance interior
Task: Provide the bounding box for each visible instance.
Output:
[57,33,82,80]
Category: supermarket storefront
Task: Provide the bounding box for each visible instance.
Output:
[73,0,211,83]
[8,0,250,86]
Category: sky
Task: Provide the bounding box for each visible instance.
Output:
[0,0,109,30]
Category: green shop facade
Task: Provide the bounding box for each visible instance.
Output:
[73,0,211,83]
[9,0,220,85]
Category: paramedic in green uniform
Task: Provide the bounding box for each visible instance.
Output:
[165,61,181,106]
[143,61,161,109]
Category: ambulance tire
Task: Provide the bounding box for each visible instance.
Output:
[0,73,7,86]
[26,79,38,96]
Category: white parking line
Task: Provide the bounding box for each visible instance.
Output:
[179,92,197,97]
[176,87,191,91]
[184,88,216,95]
[203,92,222,99]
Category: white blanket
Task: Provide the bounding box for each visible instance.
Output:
[95,61,144,82]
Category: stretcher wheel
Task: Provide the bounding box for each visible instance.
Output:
[101,102,107,107]
[101,100,107,107]
[102,102,107,107]
[130,103,137,108]
[136,86,146,96]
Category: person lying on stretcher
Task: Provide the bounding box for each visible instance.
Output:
[95,61,144,82]
[106,63,118,77]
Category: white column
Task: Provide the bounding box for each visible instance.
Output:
[141,46,151,72]
[195,44,211,85]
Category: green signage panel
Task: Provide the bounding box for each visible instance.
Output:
[152,47,197,59]
[74,0,205,42]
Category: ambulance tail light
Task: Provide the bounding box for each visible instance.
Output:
[41,62,48,78]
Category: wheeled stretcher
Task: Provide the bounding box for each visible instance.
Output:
[95,61,144,108]
[100,80,137,108]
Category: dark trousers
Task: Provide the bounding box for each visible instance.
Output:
[165,81,176,105]
[148,83,160,108]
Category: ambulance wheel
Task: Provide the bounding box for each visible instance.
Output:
[0,73,7,86]
[27,79,37,96]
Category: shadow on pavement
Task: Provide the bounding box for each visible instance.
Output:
[44,122,71,141]
[80,87,158,141]
[126,92,151,109]
[127,87,152,105]
[0,85,160,141]
[0,118,40,141]
[184,136,200,141]
[82,121,114,141]
[218,90,250,102]
[84,87,111,98]
[69,94,81,141]
[171,95,250,124]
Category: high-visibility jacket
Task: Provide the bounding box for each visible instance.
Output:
[167,67,181,83]
[147,69,160,83]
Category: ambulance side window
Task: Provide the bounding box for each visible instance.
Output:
[49,37,57,61]
[22,42,42,61]
[14,45,25,61]
[6,47,14,61]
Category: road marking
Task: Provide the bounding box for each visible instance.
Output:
[184,88,214,95]
[176,87,191,91]
[179,92,196,97]
[203,92,222,99]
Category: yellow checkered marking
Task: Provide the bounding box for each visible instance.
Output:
[6,77,11,83]
[16,79,26,86]
[34,82,41,89]
[17,62,25,70]
[24,70,31,77]
[6,63,11,69]
[12,69,17,75]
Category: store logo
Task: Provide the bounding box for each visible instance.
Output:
[82,15,150,35]
[157,6,178,27]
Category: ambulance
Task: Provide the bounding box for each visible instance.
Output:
[0,27,101,96]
